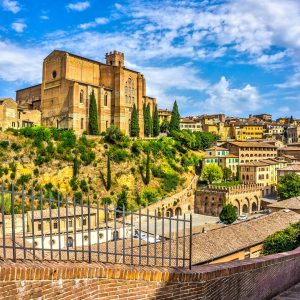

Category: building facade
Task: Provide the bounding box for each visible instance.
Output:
[194,184,262,216]
[0,98,41,131]
[16,50,156,136]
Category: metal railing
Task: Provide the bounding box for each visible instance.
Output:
[0,182,193,269]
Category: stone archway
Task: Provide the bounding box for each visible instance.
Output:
[217,204,223,215]
[166,208,173,217]
[252,202,257,212]
[233,199,240,215]
[204,202,209,214]
[242,204,249,214]
[175,207,182,217]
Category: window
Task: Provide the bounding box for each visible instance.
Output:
[68,220,73,227]
[83,218,87,226]
[38,223,42,231]
[52,70,57,79]
[80,90,84,103]
[104,93,108,106]
[106,121,109,129]
[12,122,15,128]
[53,222,58,229]
[81,118,84,130]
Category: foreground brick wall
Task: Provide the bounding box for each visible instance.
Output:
[0,247,300,300]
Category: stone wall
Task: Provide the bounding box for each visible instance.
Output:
[0,247,300,299]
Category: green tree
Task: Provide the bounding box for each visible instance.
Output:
[290,115,294,124]
[236,165,240,181]
[219,204,238,224]
[73,156,80,178]
[222,167,232,181]
[160,118,169,133]
[262,223,300,255]
[145,151,150,185]
[277,173,300,200]
[169,101,180,133]
[116,190,128,214]
[130,103,140,137]
[106,153,112,191]
[144,103,153,137]
[201,164,223,184]
[88,90,99,135]
[153,104,160,137]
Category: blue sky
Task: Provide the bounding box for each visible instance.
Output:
[1,0,300,118]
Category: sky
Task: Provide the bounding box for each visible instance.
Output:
[0,0,300,118]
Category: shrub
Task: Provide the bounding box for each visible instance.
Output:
[80,179,88,193]
[11,142,21,151]
[109,148,128,163]
[219,204,237,224]
[16,174,32,186]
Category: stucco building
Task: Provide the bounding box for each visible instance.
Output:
[16,50,156,136]
[0,98,41,131]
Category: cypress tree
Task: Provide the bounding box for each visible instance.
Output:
[88,90,99,135]
[153,104,160,137]
[169,100,180,133]
[145,151,150,185]
[106,153,111,190]
[130,103,140,137]
[143,102,147,136]
[236,165,240,181]
[146,104,153,136]
[73,156,80,178]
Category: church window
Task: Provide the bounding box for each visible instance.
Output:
[80,118,84,129]
[52,70,57,79]
[104,93,108,106]
[106,121,109,129]
[132,97,134,104]
[80,90,84,103]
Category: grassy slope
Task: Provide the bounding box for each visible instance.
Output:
[0,131,204,209]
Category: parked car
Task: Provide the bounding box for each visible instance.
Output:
[238,215,247,221]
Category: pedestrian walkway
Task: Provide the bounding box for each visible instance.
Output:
[272,282,300,299]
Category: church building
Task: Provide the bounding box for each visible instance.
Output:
[16,50,156,136]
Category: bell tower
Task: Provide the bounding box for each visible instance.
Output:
[105,50,124,67]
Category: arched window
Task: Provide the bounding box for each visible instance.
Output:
[104,93,108,106]
[80,90,84,103]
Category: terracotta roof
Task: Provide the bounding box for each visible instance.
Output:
[278,164,300,171]
[206,146,228,151]
[241,159,283,167]
[227,141,277,148]
[268,198,300,210]
[279,147,300,151]
[180,118,198,124]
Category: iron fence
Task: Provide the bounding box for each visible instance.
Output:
[0,182,193,269]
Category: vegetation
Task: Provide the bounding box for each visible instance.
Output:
[277,173,300,200]
[106,153,112,191]
[201,164,223,184]
[145,151,150,185]
[222,167,232,181]
[130,103,140,137]
[262,222,300,255]
[152,104,160,137]
[144,103,153,137]
[169,100,180,133]
[88,90,99,135]
[219,204,238,224]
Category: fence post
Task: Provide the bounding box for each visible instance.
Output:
[1,181,6,259]
[189,213,193,270]
[11,182,16,262]
[87,197,92,263]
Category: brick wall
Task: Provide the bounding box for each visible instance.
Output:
[0,247,300,299]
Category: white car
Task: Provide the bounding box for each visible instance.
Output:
[238,215,247,221]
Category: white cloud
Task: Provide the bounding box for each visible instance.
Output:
[11,21,27,33]
[276,71,300,89]
[0,40,44,82]
[40,15,49,20]
[201,77,262,115]
[2,0,21,13]
[66,1,90,12]
[78,17,109,30]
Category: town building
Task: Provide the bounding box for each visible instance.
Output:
[277,164,300,178]
[16,50,156,136]
[203,146,239,177]
[180,117,202,132]
[278,147,300,161]
[286,126,300,143]
[232,123,265,140]
[158,108,172,124]
[239,159,287,196]
[264,123,285,139]
[194,184,262,216]
[267,198,300,214]
[0,98,41,131]
[223,141,278,164]
[252,113,272,122]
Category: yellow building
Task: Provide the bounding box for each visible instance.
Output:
[16,50,156,136]
[202,123,232,140]
[240,158,287,196]
[0,98,41,131]
[158,108,172,124]
[233,123,265,140]
[180,117,202,132]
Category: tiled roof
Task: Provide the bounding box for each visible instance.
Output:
[268,198,300,210]
[206,146,228,151]
[278,164,300,171]
[227,141,277,148]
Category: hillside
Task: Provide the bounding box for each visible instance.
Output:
[0,126,216,211]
